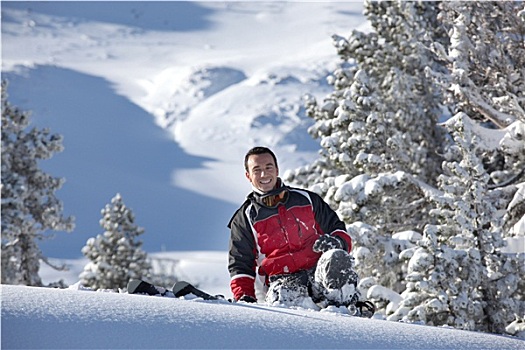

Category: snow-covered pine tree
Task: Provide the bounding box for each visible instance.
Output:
[286,0,445,293]
[396,2,525,335]
[1,81,75,286]
[80,193,151,290]
[392,113,524,334]
[427,1,525,238]
[431,1,524,128]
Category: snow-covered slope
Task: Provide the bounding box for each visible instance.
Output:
[3,283,523,349]
[1,1,368,258]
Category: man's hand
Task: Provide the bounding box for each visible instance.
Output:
[238,295,257,303]
[313,235,344,253]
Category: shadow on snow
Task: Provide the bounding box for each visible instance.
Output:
[1,2,215,32]
[4,66,236,258]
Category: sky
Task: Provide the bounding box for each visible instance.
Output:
[2,1,368,258]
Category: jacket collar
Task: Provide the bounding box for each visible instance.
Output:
[249,178,289,208]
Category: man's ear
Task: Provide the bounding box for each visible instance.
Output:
[245,171,251,182]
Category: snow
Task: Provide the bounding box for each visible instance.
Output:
[368,284,403,312]
[2,2,524,348]
[392,230,423,244]
[441,113,524,153]
[4,257,524,350]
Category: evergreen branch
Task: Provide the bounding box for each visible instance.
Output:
[488,168,525,189]
[40,255,69,272]
[461,80,515,128]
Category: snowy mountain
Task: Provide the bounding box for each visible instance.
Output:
[2,1,368,258]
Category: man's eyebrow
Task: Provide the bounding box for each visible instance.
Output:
[251,162,274,169]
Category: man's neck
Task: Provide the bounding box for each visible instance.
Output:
[252,178,282,195]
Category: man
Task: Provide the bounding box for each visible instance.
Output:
[228,146,374,315]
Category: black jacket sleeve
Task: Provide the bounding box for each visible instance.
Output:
[227,204,257,279]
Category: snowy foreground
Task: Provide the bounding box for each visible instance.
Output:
[2,284,524,350]
[3,252,524,349]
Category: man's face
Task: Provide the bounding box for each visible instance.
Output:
[245,153,279,193]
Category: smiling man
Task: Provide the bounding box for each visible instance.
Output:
[245,150,279,193]
[227,146,374,316]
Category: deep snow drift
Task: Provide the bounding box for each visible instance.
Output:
[2,251,522,349]
[2,276,524,349]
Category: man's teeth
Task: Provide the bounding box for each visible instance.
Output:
[260,179,271,184]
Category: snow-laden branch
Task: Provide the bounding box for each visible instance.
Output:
[455,78,516,128]
[40,255,68,272]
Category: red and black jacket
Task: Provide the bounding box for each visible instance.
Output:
[227,181,351,301]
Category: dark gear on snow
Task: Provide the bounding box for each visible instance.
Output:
[266,269,313,305]
[238,295,257,303]
[266,249,361,309]
[313,234,347,253]
[355,300,376,318]
[314,249,360,307]
[315,249,358,290]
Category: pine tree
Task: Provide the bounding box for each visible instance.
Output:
[342,1,446,185]
[428,1,525,238]
[289,0,524,334]
[392,113,524,333]
[80,193,151,290]
[1,81,75,286]
[383,1,524,335]
[286,0,446,293]
[431,1,525,127]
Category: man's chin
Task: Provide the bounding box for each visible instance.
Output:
[258,185,274,193]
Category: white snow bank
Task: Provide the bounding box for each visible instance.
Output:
[2,284,524,349]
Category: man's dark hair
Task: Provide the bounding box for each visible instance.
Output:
[244,146,278,171]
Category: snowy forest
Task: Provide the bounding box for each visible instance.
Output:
[2,0,524,338]
[285,1,525,336]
